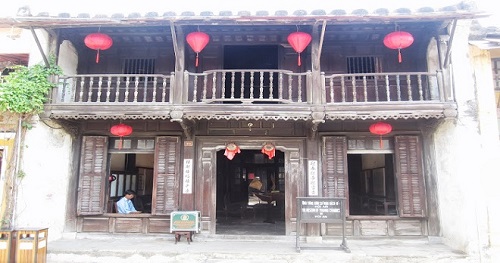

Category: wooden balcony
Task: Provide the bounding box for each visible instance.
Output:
[44,70,455,121]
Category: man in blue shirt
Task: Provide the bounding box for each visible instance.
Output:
[116,189,142,214]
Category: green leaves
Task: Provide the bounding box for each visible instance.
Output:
[0,60,62,115]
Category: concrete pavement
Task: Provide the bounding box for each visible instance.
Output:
[45,233,478,263]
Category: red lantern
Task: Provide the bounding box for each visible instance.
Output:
[369,122,393,148]
[261,143,276,160]
[84,33,113,63]
[224,143,240,160]
[110,123,133,149]
[287,32,312,66]
[186,32,210,67]
[383,31,414,63]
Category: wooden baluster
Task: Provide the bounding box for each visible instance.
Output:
[133,77,139,102]
[202,74,208,101]
[329,77,334,103]
[78,77,85,102]
[374,76,379,102]
[231,71,235,99]
[124,76,130,102]
[406,74,412,101]
[288,75,292,101]
[417,74,423,101]
[240,72,245,99]
[152,76,158,102]
[269,72,274,99]
[221,72,226,100]
[396,75,401,101]
[363,76,368,102]
[115,77,121,102]
[385,75,390,102]
[278,72,283,100]
[193,75,198,102]
[97,76,103,102]
[87,77,94,102]
[298,75,302,103]
[341,76,346,102]
[143,75,148,102]
[250,71,255,100]
[259,71,264,99]
[351,75,357,102]
[212,72,217,99]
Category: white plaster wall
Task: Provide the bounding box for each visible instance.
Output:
[433,19,500,261]
[15,117,72,241]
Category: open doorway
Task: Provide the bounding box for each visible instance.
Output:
[347,154,398,216]
[216,149,285,235]
[108,153,154,213]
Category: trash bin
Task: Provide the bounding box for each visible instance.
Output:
[15,228,48,263]
[0,229,14,263]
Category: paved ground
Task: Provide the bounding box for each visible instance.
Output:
[45,233,478,263]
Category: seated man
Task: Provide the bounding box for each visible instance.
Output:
[116,189,142,214]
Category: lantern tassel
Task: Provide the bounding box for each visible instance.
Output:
[118,137,123,150]
[195,53,199,67]
[398,49,402,63]
[96,49,100,63]
[379,135,384,149]
[298,53,301,66]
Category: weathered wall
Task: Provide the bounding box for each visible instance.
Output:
[433,19,500,261]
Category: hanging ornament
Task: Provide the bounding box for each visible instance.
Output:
[186,31,210,67]
[261,142,276,160]
[84,32,113,63]
[287,31,312,66]
[109,175,117,182]
[224,142,240,160]
[383,30,414,63]
[369,122,393,148]
[110,123,133,149]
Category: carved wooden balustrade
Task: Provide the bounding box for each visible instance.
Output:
[55,74,174,104]
[185,70,312,104]
[322,71,446,103]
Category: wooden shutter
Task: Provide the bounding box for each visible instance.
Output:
[394,135,426,217]
[77,136,108,215]
[152,136,180,215]
[322,136,349,214]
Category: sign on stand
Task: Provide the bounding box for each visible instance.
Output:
[296,197,350,252]
[170,211,201,233]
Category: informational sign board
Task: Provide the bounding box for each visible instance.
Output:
[170,211,201,233]
[296,197,349,253]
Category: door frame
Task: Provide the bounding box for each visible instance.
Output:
[195,136,306,235]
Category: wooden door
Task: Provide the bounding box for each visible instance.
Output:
[322,136,349,214]
[152,136,181,215]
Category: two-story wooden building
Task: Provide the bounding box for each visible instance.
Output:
[1,2,499,259]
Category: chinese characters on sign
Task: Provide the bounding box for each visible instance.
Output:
[183,159,193,194]
[308,160,318,196]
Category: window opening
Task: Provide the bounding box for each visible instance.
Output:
[123,58,156,81]
[347,153,397,216]
[347,56,380,79]
[492,58,500,91]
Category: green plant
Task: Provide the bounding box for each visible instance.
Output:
[0,60,61,115]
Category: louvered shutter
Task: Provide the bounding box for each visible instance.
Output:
[394,135,426,217]
[322,136,349,214]
[77,136,108,215]
[152,136,180,215]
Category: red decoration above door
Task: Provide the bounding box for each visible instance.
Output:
[287,32,312,66]
[224,142,240,160]
[261,143,276,159]
[186,31,210,67]
[383,31,414,63]
[369,122,392,148]
[84,33,113,63]
[110,123,133,149]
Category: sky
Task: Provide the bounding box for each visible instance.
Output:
[0,0,498,27]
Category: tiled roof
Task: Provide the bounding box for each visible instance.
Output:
[0,2,487,28]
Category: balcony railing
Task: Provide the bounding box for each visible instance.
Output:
[322,71,445,103]
[185,70,311,104]
[55,74,174,103]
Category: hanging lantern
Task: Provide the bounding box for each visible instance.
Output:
[109,175,117,182]
[186,31,210,67]
[287,31,312,66]
[261,143,276,160]
[369,122,393,148]
[383,31,414,63]
[110,123,133,149]
[224,142,240,160]
[84,32,113,63]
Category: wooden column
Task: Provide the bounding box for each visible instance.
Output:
[171,23,185,104]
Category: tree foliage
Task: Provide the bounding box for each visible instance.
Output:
[0,60,62,115]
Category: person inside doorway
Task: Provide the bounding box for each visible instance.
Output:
[116,189,142,214]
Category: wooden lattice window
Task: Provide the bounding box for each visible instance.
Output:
[123,58,156,81]
[492,58,500,91]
